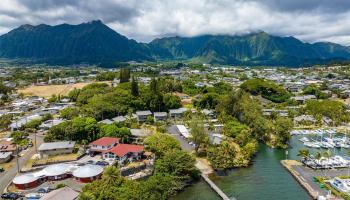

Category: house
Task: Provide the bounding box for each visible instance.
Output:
[38,141,76,158]
[201,109,216,118]
[293,115,316,126]
[0,152,12,163]
[40,186,79,200]
[209,133,225,145]
[153,112,167,122]
[169,108,187,118]
[102,144,144,164]
[135,110,152,122]
[341,90,350,98]
[112,116,126,123]
[173,92,190,100]
[130,129,151,144]
[39,119,65,130]
[99,119,114,125]
[89,137,119,154]
[262,109,289,117]
[291,95,316,103]
[9,114,42,131]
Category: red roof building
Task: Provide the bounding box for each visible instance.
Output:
[89,137,119,153]
[102,144,144,164]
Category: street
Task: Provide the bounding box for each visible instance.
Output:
[0,133,44,193]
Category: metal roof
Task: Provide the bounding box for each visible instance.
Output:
[72,164,103,178]
[38,141,75,151]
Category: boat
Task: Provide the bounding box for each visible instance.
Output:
[304,142,320,148]
[299,137,310,143]
[340,143,350,149]
[320,142,334,149]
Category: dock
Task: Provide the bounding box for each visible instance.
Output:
[195,158,235,200]
[201,174,234,200]
[281,160,319,199]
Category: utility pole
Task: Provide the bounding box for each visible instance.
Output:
[15,145,20,173]
[34,131,37,153]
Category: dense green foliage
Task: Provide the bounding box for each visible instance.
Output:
[240,78,291,103]
[303,84,329,99]
[217,90,293,149]
[44,116,132,143]
[67,79,182,121]
[0,114,12,129]
[305,100,349,125]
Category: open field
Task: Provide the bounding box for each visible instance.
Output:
[17,81,111,98]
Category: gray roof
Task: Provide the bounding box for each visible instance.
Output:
[153,112,167,117]
[112,116,126,122]
[136,110,152,116]
[99,119,113,124]
[38,141,75,151]
[130,129,149,137]
[169,108,187,114]
[41,186,79,200]
[0,152,12,158]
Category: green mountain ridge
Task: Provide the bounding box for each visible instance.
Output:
[0,21,349,66]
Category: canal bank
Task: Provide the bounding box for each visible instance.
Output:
[172,139,312,200]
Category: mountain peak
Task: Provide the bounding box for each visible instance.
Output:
[0,21,350,66]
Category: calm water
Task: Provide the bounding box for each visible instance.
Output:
[172,134,349,200]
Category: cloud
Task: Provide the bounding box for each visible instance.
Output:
[1,0,350,45]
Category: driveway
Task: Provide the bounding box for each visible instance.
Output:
[167,125,194,152]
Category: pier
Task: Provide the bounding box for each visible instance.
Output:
[201,174,234,200]
[281,160,320,199]
[195,158,235,200]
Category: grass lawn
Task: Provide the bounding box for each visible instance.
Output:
[24,153,80,170]
[17,81,111,98]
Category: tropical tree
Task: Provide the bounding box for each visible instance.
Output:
[189,115,207,153]
[131,76,139,97]
[297,149,310,162]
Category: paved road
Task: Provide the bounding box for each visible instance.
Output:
[167,125,194,152]
[0,134,44,193]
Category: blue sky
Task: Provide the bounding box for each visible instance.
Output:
[1,0,350,45]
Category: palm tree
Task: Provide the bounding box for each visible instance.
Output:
[297,149,310,162]
[323,150,331,178]
[315,151,322,169]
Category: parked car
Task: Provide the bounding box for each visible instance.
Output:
[86,160,95,164]
[37,187,52,193]
[25,193,43,199]
[96,161,109,166]
[1,192,23,199]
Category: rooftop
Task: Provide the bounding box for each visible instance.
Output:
[38,141,75,151]
[105,144,144,157]
[40,186,79,200]
[136,110,152,116]
[90,137,119,147]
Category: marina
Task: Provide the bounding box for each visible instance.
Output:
[172,133,350,200]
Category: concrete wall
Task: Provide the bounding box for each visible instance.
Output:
[39,148,74,158]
